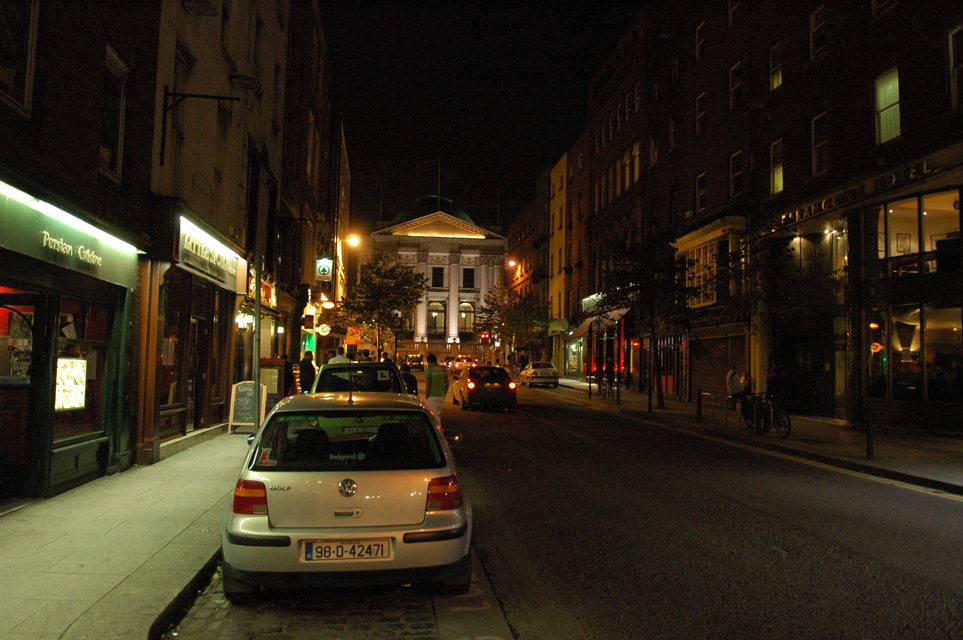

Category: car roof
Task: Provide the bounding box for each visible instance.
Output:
[272,392,426,413]
[317,362,399,371]
[532,362,555,367]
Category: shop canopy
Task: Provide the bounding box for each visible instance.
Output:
[569,307,630,339]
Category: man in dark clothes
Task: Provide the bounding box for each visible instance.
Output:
[299,351,316,393]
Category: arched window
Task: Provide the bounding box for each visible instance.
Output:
[427,301,446,337]
[458,302,475,333]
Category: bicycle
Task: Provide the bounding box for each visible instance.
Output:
[740,393,791,438]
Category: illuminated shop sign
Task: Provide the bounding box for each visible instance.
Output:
[316,256,333,282]
[178,216,242,290]
[55,357,87,411]
[0,179,138,289]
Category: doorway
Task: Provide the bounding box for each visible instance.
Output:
[186,318,210,431]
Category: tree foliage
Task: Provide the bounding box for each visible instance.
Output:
[477,284,550,354]
[338,252,428,353]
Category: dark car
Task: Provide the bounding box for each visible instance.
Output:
[454,365,517,412]
[406,353,425,371]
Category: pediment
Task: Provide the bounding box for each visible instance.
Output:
[374,211,502,240]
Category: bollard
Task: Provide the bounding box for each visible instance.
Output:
[696,388,703,422]
[866,407,874,460]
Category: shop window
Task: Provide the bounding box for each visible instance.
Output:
[865,308,888,398]
[686,241,717,308]
[892,305,922,400]
[925,303,962,402]
[54,298,110,442]
[458,302,475,334]
[922,190,961,273]
[427,301,446,337]
[158,269,190,407]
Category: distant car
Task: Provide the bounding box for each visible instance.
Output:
[518,361,559,388]
[311,362,406,394]
[221,393,472,602]
[451,355,476,373]
[406,353,425,371]
[443,355,456,370]
[454,365,516,412]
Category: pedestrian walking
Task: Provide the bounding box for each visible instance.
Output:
[299,351,316,393]
[329,346,351,363]
[424,352,449,425]
[399,362,418,395]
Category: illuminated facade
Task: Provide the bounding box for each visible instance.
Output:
[363,197,507,359]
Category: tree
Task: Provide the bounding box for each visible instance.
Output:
[596,228,696,410]
[477,284,550,361]
[339,252,428,355]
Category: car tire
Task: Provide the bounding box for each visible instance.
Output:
[222,561,258,605]
[460,397,470,411]
[553,382,559,388]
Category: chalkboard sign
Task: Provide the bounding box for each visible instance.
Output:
[229,381,267,434]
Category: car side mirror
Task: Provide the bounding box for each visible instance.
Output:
[247,435,256,446]
[443,429,463,444]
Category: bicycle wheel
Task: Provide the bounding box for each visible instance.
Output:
[773,410,791,438]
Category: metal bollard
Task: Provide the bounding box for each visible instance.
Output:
[866,407,874,460]
[696,389,703,422]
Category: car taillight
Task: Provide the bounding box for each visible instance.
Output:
[467,381,476,390]
[427,476,463,511]
[508,381,516,389]
[232,479,269,516]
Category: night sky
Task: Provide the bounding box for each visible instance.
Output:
[320,3,642,231]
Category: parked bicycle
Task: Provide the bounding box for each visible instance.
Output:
[741,393,791,438]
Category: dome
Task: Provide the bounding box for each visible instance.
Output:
[390,195,475,226]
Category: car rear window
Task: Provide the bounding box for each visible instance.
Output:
[250,410,445,472]
[470,367,510,380]
[533,362,554,368]
[314,367,403,393]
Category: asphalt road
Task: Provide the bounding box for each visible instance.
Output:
[164,382,963,639]
[455,384,963,639]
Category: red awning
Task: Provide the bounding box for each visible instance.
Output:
[569,307,629,339]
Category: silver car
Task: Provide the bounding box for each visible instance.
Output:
[518,361,560,387]
[221,393,472,602]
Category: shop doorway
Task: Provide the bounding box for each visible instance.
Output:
[186,319,210,432]
[0,289,45,507]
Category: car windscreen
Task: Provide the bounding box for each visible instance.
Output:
[250,410,445,472]
[314,367,403,393]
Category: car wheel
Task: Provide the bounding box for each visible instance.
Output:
[460,396,470,411]
[222,561,258,605]
[553,382,559,388]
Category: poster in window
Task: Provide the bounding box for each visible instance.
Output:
[56,357,87,411]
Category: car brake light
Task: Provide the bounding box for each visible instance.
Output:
[508,381,516,389]
[467,381,475,390]
[232,479,269,516]
[427,476,463,511]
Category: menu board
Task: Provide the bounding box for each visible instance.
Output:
[56,357,87,410]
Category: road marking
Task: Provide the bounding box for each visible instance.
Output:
[532,387,963,503]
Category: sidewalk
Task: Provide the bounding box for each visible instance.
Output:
[0,432,250,640]
[556,377,963,496]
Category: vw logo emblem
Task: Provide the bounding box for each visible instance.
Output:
[338,479,357,498]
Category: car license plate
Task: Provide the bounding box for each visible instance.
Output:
[303,539,391,562]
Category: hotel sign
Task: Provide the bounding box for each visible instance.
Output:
[0,180,138,289]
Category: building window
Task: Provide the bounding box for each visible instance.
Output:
[669,117,678,149]
[695,92,706,136]
[602,121,608,147]
[687,242,717,307]
[810,5,827,60]
[458,302,474,333]
[952,26,963,110]
[811,112,829,176]
[875,67,901,144]
[634,80,641,112]
[100,46,130,179]
[649,137,658,167]
[871,0,895,15]
[728,0,740,26]
[431,267,445,288]
[462,268,475,289]
[427,302,446,336]
[695,21,706,60]
[617,103,623,130]
[729,62,742,109]
[695,173,707,216]
[729,151,744,197]
[770,42,783,91]
[623,149,631,187]
[770,139,784,195]
[632,141,640,181]
[625,92,631,122]
[0,0,37,114]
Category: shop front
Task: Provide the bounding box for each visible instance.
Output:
[0,178,139,500]
[141,206,246,463]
